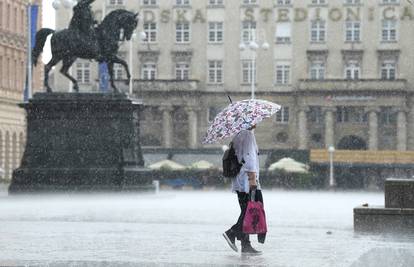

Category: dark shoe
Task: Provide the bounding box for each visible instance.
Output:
[223,230,238,252]
[241,244,262,255]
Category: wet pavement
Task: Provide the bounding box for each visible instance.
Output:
[0,189,413,266]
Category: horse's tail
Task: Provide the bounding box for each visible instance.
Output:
[32,28,55,66]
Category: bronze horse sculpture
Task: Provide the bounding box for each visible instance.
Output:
[32,9,139,93]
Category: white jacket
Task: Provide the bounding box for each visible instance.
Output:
[231,129,261,193]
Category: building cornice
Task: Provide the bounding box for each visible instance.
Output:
[0,29,26,51]
[297,79,409,93]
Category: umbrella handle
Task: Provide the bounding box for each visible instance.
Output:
[227,95,233,104]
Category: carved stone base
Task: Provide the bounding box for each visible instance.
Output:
[9,92,145,193]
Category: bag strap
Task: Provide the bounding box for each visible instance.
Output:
[250,189,256,202]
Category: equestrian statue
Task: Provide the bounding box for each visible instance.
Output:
[32,0,139,93]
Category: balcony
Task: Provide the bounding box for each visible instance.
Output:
[116,79,200,93]
[297,79,409,93]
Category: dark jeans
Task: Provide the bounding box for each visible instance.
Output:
[229,190,263,246]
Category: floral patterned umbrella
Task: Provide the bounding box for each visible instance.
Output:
[202,99,281,144]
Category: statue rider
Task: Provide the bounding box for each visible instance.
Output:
[69,0,100,57]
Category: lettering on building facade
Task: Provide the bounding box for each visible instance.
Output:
[143,6,414,23]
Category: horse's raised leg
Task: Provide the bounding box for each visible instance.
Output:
[44,56,61,93]
[60,57,79,92]
[107,61,119,94]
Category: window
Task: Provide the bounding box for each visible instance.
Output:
[176,0,190,5]
[208,107,221,122]
[144,22,157,43]
[109,0,123,5]
[175,63,190,80]
[345,21,361,42]
[382,0,399,4]
[241,60,256,84]
[208,22,224,43]
[344,0,361,4]
[336,106,367,123]
[114,63,124,80]
[176,22,190,43]
[276,107,289,123]
[310,61,325,80]
[382,20,397,42]
[311,133,322,143]
[275,132,288,143]
[275,63,290,84]
[0,56,3,87]
[336,106,349,123]
[275,23,291,43]
[141,63,157,80]
[5,57,9,88]
[76,62,90,83]
[209,0,224,5]
[0,2,3,28]
[21,9,25,33]
[14,7,17,32]
[308,106,323,123]
[241,21,256,43]
[344,60,360,80]
[243,0,257,4]
[311,0,326,4]
[276,0,291,5]
[6,4,10,30]
[381,60,396,80]
[142,0,157,5]
[310,20,326,42]
[208,60,223,84]
[380,107,397,125]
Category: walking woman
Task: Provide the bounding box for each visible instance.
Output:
[223,125,263,255]
[202,99,280,255]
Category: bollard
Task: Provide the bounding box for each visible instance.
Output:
[152,180,160,194]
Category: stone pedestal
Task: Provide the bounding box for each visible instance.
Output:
[8,93,145,193]
[354,178,414,232]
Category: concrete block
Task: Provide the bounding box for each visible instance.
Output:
[385,178,414,209]
[354,206,414,232]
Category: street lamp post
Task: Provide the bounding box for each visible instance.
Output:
[239,40,269,99]
[128,31,147,96]
[53,0,76,92]
[328,145,336,188]
[27,0,34,100]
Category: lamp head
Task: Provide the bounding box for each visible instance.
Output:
[262,42,270,50]
[249,41,259,50]
[239,43,246,51]
[139,31,147,41]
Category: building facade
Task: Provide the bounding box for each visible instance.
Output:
[0,0,42,179]
[54,0,414,151]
